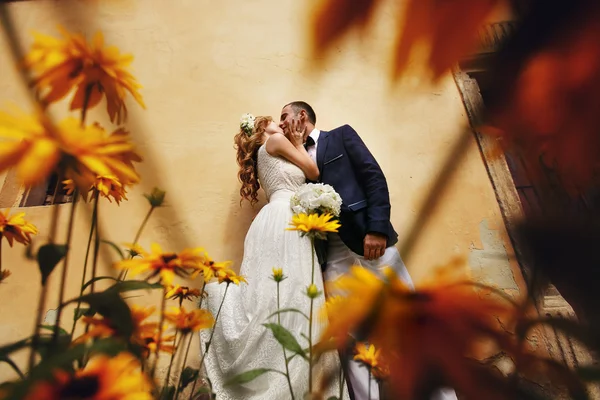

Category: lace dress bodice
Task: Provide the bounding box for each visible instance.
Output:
[257,144,305,200]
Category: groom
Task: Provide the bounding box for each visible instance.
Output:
[279,101,415,400]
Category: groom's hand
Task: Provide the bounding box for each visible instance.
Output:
[364,233,387,260]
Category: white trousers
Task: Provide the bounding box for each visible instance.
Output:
[324,234,457,400]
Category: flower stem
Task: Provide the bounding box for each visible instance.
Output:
[199,283,229,367]
[187,281,207,400]
[368,369,372,400]
[120,205,155,281]
[151,287,168,379]
[28,283,47,371]
[28,185,62,371]
[197,282,207,309]
[0,237,3,275]
[175,333,194,397]
[277,281,295,400]
[161,331,181,396]
[90,191,100,294]
[70,192,98,338]
[308,237,316,394]
[53,190,79,343]
[339,362,345,400]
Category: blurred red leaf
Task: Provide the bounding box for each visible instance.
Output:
[311,0,380,55]
[486,5,600,191]
[394,0,502,79]
[311,0,504,79]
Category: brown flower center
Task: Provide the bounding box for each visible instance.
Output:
[161,253,178,264]
[59,375,100,399]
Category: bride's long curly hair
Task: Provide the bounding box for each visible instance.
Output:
[234,116,273,205]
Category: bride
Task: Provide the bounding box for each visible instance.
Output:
[201,115,349,399]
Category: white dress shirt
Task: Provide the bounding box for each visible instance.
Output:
[306,128,320,162]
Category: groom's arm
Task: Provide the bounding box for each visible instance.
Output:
[341,125,392,237]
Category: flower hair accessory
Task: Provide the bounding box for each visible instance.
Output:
[240,113,256,136]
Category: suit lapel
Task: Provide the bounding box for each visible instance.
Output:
[316,130,329,176]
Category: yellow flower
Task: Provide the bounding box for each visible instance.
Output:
[0,109,142,187]
[58,121,142,190]
[189,249,230,282]
[0,209,38,247]
[306,283,321,299]
[22,352,152,400]
[216,268,247,285]
[0,270,11,283]
[165,284,203,303]
[0,108,61,186]
[321,260,523,399]
[64,174,128,204]
[123,242,145,258]
[25,27,145,123]
[164,306,214,334]
[354,342,389,381]
[271,267,286,282]
[114,244,205,285]
[287,213,340,239]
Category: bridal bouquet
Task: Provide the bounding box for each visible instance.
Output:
[290,183,342,217]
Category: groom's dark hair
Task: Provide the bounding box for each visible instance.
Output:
[286,101,317,125]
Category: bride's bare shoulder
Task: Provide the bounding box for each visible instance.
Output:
[264,133,288,153]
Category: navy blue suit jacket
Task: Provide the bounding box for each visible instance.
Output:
[315,125,398,257]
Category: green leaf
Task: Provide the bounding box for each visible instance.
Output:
[266,308,309,321]
[178,367,199,392]
[262,323,307,359]
[76,288,134,338]
[109,280,163,293]
[224,368,282,386]
[0,337,32,358]
[39,324,68,336]
[73,307,95,321]
[37,244,68,285]
[327,397,340,400]
[81,276,119,292]
[194,386,212,395]
[144,187,166,207]
[0,355,24,378]
[101,239,126,260]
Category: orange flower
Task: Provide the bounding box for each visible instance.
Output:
[321,259,525,399]
[64,174,128,204]
[22,352,152,400]
[73,305,174,356]
[0,209,38,247]
[165,284,203,304]
[25,26,145,123]
[114,244,206,285]
[164,306,214,334]
[138,331,176,358]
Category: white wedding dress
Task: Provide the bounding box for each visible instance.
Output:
[201,144,350,400]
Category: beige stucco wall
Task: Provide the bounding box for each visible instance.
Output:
[0,0,524,380]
